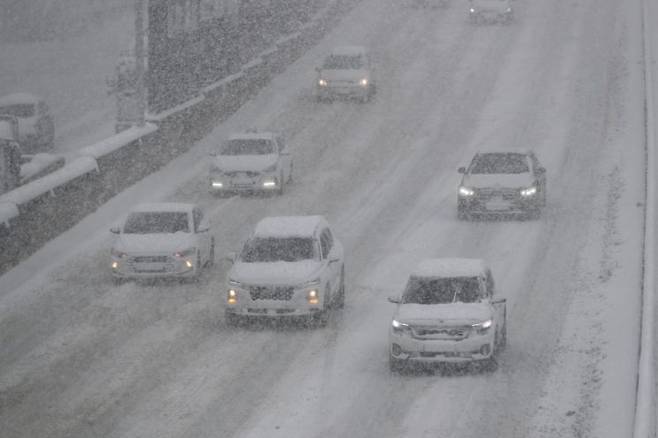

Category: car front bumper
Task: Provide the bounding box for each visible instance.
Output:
[390,332,495,364]
[458,195,540,215]
[226,289,325,318]
[316,84,369,99]
[209,175,280,194]
[111,256,197,279]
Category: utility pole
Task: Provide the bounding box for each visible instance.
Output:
[135,0,146,126]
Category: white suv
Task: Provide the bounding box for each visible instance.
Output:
[315,46,376,103]
[388,258,507,372]
[110,203,214,282]
[225,215,345,326]
[208,131,292,196]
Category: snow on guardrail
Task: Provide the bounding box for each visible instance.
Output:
[77,123,158,159]
[634,0,657,436]
[0,156,98,206]
[0,202,18,227]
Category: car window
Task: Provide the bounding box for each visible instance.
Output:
[0,104,35,118]
[402,277,482,304]
[123,211,190,234]
[470,153,530,174]
[221,138,274,155]
[240,237,316,262]
[323,54,364,70]
[320,229,332,259]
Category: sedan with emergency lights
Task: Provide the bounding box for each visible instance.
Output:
[109,203,214,282]
[388,258,507,372]
[224,215,344,327]
[457,151,547,219]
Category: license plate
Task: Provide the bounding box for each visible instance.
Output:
[485,198,510,211]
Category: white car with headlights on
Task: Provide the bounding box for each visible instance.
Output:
[208,131,292,196]
[110,203,214,282]
[468,0,513,24]
[224,215,344,327]
[315,46,376,103]
[388,258,507,372]
[457,151,546,219]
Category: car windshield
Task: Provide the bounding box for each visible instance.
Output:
[0,103,35,118]
[402,277,482,304]
[240,237,316,262]
[323,54,364,70]
[221,138,274,155]
[123,211,190,234]
[470,153,530,174]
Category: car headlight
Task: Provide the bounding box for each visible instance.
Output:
[391,319,411,334]
[470,7,476,13]
[520,186,537,197]
[111,248,126,258]
[227,289,238,305]
[459,186,475,197]
[174,248,196,259]
[506,7,512,12]
[359,78,369,87]
[318,79,328,87]
[307,289,319,305]
[472,319,493,334]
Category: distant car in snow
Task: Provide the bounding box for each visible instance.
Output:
[315,46,376,103]
[468,0,514,24]
[388,258,507,372]
[224,215,345,327]
[110,203,214,282]
[457,151,547,219]
[208,131,292,196]
[0,93,55,153]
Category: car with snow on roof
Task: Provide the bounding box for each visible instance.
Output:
[109,202,214,282]
[224,215,345,327]
[315,46,376,103]
[457,150,547,220]
[388,258,507,372]
[208,131,292,196]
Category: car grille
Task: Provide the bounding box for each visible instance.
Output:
[410,325,470,340]
[131,255,169,263]
[249,286,295,301]
[225,171,260,178]
[476,188,519,201]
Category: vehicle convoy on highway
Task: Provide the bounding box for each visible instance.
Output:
[224,215,345,327]
[208,131,292,196]
[315,46,376,103]
[457,151,547,219]
[109,203,215,282]
[388,258,507,372]
[468,0,514,24]
[0,92,55,153]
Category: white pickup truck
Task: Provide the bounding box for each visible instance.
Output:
[388,258,507,372]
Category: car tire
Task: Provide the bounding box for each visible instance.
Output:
[458,205,470,221]
[334,269,346,309]
[389,354,405,373]
[225,310,241,327]
[112,276,125,286]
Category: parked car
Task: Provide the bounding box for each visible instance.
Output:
[0,93,55,153]
[457,150,547,219]
[110,203,214,282]
[468,0,514,24]
[388,258,507,372]
[315,46,376,103]
[224,215,345,326]
[208,131,292,196]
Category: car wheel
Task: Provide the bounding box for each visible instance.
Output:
[112,276,125,286]
[479,356,499,373]
[389,353,405,373]
[334,269,345,309]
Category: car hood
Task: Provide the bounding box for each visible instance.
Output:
[230,260,324,286]
[213,154,278,173]
[471,0,511,12]
[395,302,493,326]
[320,69,369,82]
[114,233,195,254]
[462,173,534,189]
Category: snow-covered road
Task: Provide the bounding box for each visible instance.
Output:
[0,0,646,436]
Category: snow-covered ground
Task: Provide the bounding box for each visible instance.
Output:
[0,11,133,157]
[0,0,648,436]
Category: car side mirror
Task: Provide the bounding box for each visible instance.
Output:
[388,296,401,304]
[537,167,546,174]
[458,167,466,174]
[209,151,217,157]
[492,298,506,305]
[329,257,340,264]
[197,226,209,233]
[225,252,237,264]
[110,226,120,234]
